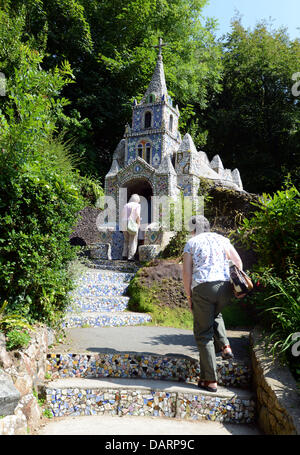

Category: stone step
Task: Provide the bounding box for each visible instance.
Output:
[70,282,129,297]
[74,270,135,284]
[46,351,252,389]
[86,259,140,273]
[42,377,256,424]
[63,311,152,329]
[67,296,130,313]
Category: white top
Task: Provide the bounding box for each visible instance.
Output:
[120,202,141,231]
[183,232,231,288]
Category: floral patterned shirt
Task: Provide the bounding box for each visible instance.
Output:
[183,232,231,288]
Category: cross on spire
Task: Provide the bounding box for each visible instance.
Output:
[154,37,168,57]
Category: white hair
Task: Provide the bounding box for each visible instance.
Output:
[129,194,140,203]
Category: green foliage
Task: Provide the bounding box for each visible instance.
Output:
[127,276,193,329]
[0,300,34,332]
[127,277,154,313]
[250,268,299,356]
[236,179,300,376]
[160,229,189,259]
[237,180,299,275]
[221,301,256,329]
[0,300,33,350]
[5,0,222,179]
[43,409,53,419]
[5,328,31,351]
[203,19,300,193]
[78,175,104,206]
[0,12,85,327]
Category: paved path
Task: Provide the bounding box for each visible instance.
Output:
[51,326,251,363]
[37,414,261,436]
[40,260,260,436]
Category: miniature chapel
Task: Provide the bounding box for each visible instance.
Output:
[97,40,243,261]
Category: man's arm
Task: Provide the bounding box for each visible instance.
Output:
[183,252,193,312]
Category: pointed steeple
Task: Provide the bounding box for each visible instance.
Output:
[210,155,224,174]
[141,42,168,104]
[157,154,176,175]
[178,133,198,154]
[232,168,243,189]
[106,158,120,177]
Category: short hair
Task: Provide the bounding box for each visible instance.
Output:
[129,193,140,203]
[188,215,210,234]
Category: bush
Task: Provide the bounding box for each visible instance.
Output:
[78,175,104,206]
[0,18,85,327]
[236,179,300,377]
[5,329,31,351]
[236,180,299,276]
[160,228,189,259]
[0,164,84,325]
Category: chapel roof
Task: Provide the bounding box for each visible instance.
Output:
[141,52,168,103]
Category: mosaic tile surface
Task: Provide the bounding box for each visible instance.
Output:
[63,312,152,328]
[64,259,150,327]
[67,296,129,313]
[176,392,256,423]
[45,383,255,422]
[46,353,252,388]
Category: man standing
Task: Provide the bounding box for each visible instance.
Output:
[182,215,243,392]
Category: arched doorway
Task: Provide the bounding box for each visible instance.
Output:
[123,178,153,226]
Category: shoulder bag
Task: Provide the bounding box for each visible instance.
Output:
[228,260,253,298]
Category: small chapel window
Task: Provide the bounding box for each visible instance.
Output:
[138,144,143,158]
[147,94,155,103]
[169,115,173,132]
[144,111,152,129]
[146,143,151,164]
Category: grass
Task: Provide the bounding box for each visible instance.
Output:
[146,305,194,330]
[43,409,53,419]
[127,276,255,330]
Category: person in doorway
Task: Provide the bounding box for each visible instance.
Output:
[121,194,141,261]
[182,215,243,393]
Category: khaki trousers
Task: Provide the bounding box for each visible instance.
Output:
[191,281,233,382]
[122,231,138,260]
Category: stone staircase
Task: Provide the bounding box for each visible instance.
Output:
[41,259,258,431]
[64,260,152,328]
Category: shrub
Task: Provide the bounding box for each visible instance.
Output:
[5,329,31,351]
[160,228,189,259]
[236,180,299,277]
[235,179,300,377]
[78,175,104,206]
[0,20,85,327]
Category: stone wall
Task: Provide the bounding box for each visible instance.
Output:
[0,325,54,435]
[250,327,300,435]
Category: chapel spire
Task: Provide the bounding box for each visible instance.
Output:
[141,38,169,104]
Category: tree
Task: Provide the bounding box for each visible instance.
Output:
[202,19,300,194]
[0,8,85,326]
[6,0,223,179]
